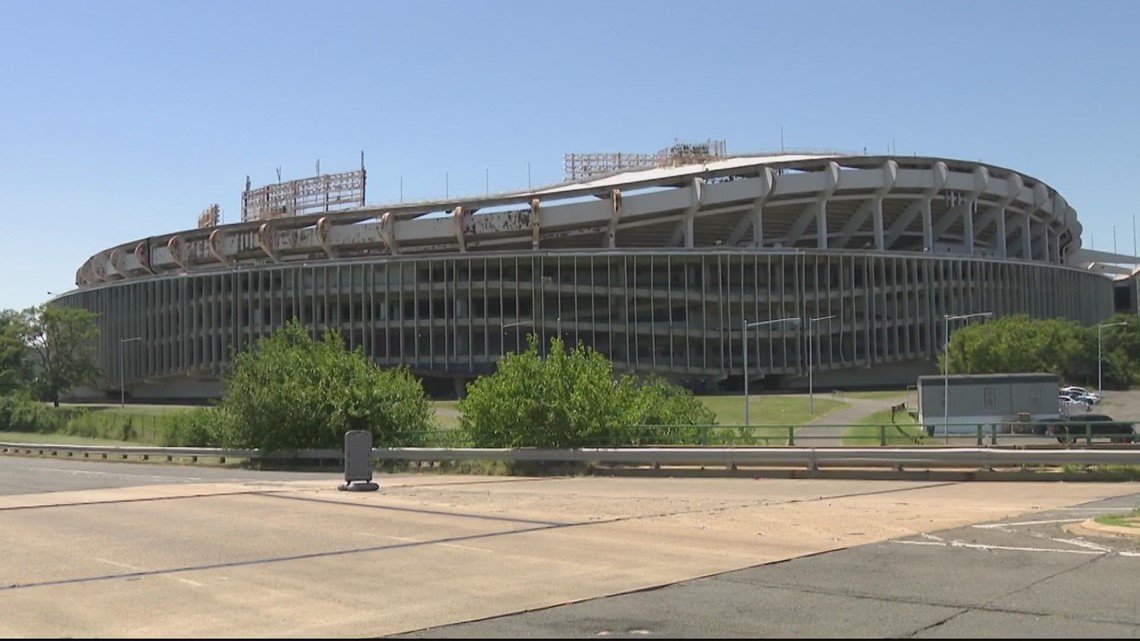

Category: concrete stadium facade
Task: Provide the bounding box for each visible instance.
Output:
[56,153,1115,401]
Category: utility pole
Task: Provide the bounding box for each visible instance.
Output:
[807,315,835,414]
[943,313,992,440]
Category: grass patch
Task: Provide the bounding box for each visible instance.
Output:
[1094,506,1140,528]
[842,408,929,446]
[432,400,462,429]
[431,396,846,437]
[0,431,138,446]
[698,395,846,426]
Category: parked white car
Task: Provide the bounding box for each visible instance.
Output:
[1061,386,1101,403]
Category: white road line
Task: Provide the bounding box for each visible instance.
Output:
[439,543,493,552]
[893,540,1102,555]
[1048,537,1114,552]
[919,533,945,542]
[95,557,203,587]
[973,518,1085,529]
[94,557,137,570]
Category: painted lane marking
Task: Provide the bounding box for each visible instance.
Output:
[95,557,203,587]
[972,518,1085,529]
[893,540,1105,555]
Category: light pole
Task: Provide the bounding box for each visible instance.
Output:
[1098,321,1126,393]
[743,317,801,425]
[943,312,992,439]
[807,315,835,414]
[502,320,534,354]
[119,336,142,408]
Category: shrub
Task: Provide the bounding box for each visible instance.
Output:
[459,335,716,448]
[218,319,435,452]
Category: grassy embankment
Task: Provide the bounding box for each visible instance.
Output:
[1,395,850,446]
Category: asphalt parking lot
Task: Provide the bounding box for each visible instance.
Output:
[2,456,1139,638]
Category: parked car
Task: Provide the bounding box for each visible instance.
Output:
[1061,386,1102,403]
[1045,413,1135,444]
[1060,389,1099,405]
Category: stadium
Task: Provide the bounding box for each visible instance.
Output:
[54,141,1119,401]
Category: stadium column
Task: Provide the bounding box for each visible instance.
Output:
[752,167,775,246]
[685,177,704,248]
[963,165,987,255]
[1021,213,1032,260]
[724,167,775,247]
[816,162,840,249]
[921,162,948,252]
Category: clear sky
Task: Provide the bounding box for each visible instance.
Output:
[2,0,1137,311]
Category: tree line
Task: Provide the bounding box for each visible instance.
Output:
[944,313,1140,389]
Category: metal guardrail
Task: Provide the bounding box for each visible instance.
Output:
[3,442,1140,471]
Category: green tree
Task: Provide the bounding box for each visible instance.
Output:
[943,314,1140,390]
[18,305,101,407]
[458,334,714,448]
[217,319,435,452]
[0,310,32,395]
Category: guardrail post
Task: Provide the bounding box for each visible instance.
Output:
[879,425,887,447]
[787,426,795,447]
[989,424,997,446]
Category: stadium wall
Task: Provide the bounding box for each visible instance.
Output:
[54,248,1112,401]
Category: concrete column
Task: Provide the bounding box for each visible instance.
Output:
[996,210,1007,259]
[872,196,885,250]
[1022,213,1032,259]
[921,198,934,252]
[816,201,828,249]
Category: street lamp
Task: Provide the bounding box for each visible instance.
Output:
[119,336,142,407]
[502,320,534,354]
[943,312,992,439]
[1098,321,1127,393]
[807,315,835,414]
[743,317,801,425]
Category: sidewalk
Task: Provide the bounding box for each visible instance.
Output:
[796,394,910,445]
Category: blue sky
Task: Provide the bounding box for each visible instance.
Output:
[2,0,1137,311]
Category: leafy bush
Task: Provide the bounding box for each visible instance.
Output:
[217,319,435,452]
[0,391,73,432]
[458,335,715,448]
[158,407,224,447]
